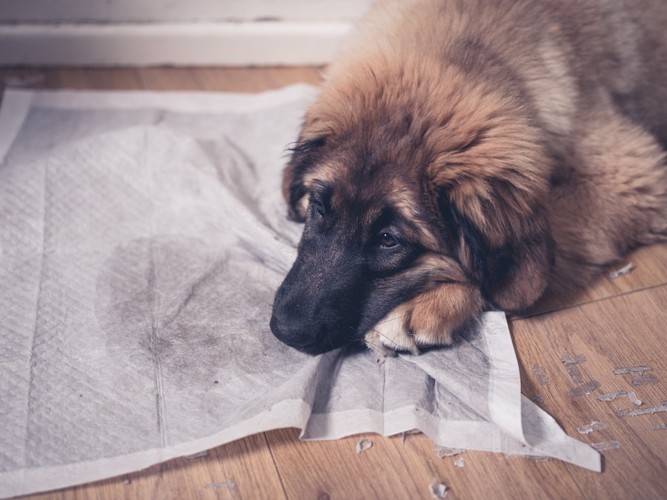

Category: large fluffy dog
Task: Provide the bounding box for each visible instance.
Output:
[270,0,667,355]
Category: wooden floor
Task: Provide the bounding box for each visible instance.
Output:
[2,67,666,499]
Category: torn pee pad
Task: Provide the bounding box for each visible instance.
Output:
[0,85,600,497]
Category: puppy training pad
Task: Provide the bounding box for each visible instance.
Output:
[0,86,599,497]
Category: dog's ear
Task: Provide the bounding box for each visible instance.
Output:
[282,135,327,222]
[436,177,553,312]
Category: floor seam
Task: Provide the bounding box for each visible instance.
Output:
[512,282,667,322]
[263,432,291,500]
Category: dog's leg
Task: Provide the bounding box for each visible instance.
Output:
[365,282,483,355]
[548,104,667,291]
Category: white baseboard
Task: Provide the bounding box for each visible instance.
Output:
[0,21,351,66]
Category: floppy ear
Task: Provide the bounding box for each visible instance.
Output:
[436,177,554,312]
[282,135,327,222]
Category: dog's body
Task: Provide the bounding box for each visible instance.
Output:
[270,0,667,355]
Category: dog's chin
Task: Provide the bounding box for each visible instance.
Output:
[290,339,348,355]
[270,314,355,355]
[280,334,356,355]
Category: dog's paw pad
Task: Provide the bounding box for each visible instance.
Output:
[364,298,462,356]
[364,305,422,356]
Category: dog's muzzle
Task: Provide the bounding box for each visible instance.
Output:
[270,246,365,354]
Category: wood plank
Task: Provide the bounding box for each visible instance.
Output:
[268,429,429,499]
[266,429,588,499]
[0,66,323,93]
[23,434,286,500]
[134,66,323,92]
[48,67,144,90]
[512,285,667,498]
[526,242,667,317]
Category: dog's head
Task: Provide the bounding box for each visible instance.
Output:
[270,62,553,354]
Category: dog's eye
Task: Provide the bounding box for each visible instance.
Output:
[310,199,325,218]
[378,232,399,248]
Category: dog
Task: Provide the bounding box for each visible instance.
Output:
[270,0,667,355]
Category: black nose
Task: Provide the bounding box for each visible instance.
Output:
[270,312,318,353]
[270,311,349,355]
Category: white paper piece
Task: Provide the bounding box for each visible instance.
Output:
[0,86,600,497]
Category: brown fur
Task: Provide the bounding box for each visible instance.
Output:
[271,0,667,355]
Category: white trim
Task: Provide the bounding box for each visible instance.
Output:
[0,21,351,66]
[0,0,372,24]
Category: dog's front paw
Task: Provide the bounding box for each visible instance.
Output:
[364,283,483,356]
[364,303,422,356]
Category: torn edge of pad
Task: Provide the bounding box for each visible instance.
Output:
[0,89,33,165]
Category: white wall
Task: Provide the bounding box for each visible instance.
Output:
[0,0,373,66]
[0,0,369,23]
